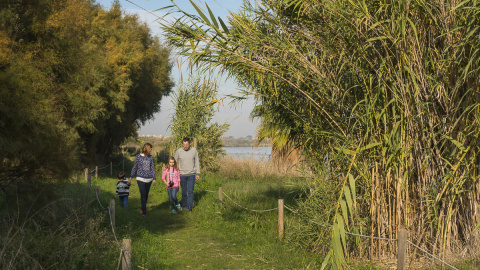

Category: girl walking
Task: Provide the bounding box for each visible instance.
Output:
[162,156,181,214]
[130,143,156,216]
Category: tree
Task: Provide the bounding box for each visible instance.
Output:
[169,75,229,172]
[80,3,174,163]
[0,0,173,183]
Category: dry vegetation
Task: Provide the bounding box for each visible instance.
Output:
[0,182,117,269]
[218,156,304,179]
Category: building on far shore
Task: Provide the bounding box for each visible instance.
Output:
[140,134,164,139]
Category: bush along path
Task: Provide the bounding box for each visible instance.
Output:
[91,173,324,269]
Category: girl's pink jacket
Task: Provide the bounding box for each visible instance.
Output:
[162,167,180,189]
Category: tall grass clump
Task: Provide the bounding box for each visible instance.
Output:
[162,0,480,267]
[0,181,118,269]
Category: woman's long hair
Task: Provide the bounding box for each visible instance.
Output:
[141,143,153,155]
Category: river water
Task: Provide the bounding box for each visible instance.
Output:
[222,147,272,161]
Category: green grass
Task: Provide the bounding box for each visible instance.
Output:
[2,161,477,269]
[76,160,479,269]
[90,168,322,269]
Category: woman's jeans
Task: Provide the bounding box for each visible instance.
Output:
[137,181,152,213]
[167,187,179,210]
[119,196,128,209]
[180,175,195,209]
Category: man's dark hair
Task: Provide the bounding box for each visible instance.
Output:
[182,137,190,143]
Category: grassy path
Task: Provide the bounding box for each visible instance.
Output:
[93,172,319,269]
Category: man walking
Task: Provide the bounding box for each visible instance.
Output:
[174,137,200,212]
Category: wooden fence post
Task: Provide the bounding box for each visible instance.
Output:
[95,166,98,179]
[397,227,407,270]
[218,187,223,206]
[122,158,124,171]
[96,185,101,197]
[278,199,284,239]
[110,162,113,176]
[109,199,115,229]
[122,239,132,270]
[194,137,197,149]
[85,168,88,182]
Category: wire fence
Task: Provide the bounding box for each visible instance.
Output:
[91,171,129,268]
[98,163,111,170]
[222,192,278,212]
[82,165,461,270]
[113,160,123,167]
[79,156,127,180]
[195,183,460,270]
[116,249,124,270]
[407,240,459,270]
[284,205,398,241]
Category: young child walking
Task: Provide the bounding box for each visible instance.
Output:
[162,156,181,214]
[116,171,131,209]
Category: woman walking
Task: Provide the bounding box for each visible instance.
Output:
[130,143,156,216]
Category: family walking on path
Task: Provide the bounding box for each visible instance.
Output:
[125,138,201,215]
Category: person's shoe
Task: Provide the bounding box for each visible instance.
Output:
[176,204,182,211]
[141,210,147,216]
[172,209,177,214]
[187,208,192,212]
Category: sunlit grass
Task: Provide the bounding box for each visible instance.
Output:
[4,156,473,269]
[88,156,479,269]
[90,159,321,269]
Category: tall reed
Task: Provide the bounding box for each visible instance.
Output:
[161,0,480,267]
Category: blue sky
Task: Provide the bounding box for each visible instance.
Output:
[96,0,258,138]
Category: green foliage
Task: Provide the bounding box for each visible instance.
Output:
[161,0,480,267]
[0,0,173,183]
[169,75,229,171]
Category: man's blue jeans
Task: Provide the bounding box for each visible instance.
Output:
[167,187,179,210]
[119,196,128,209]
[180,175,195,209]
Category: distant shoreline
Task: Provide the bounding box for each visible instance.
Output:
[222,146,272,161]
[136,135,271,148]
[221,141,272,148]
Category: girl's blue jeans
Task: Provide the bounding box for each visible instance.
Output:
[119,196,128,209]
[167,187,179,210]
